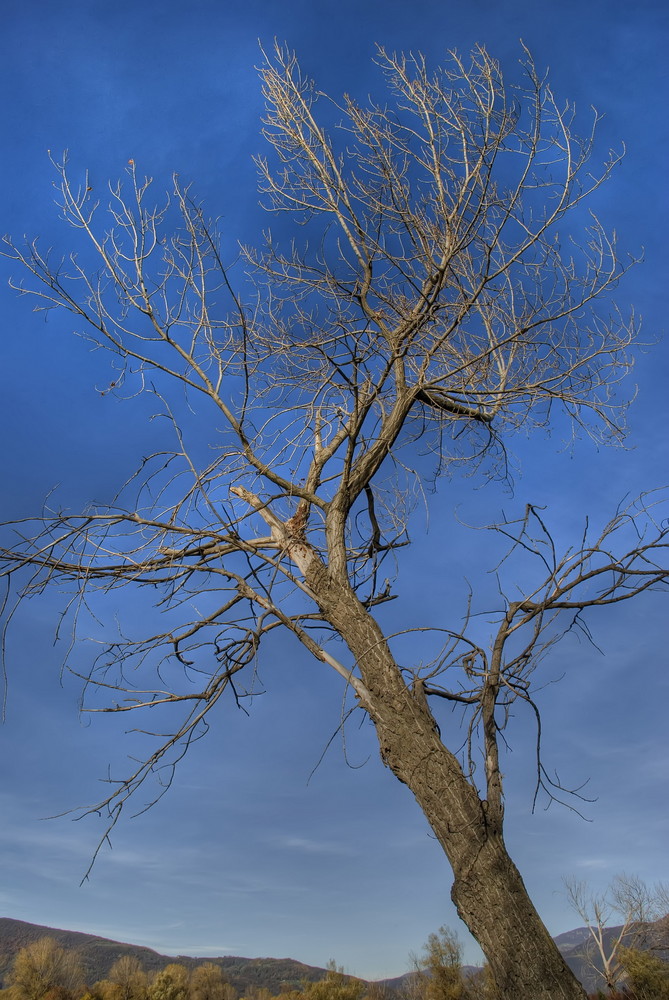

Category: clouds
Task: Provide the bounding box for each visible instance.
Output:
[268,835,358,858]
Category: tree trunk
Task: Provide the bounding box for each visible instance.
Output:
[308,561,587,1000]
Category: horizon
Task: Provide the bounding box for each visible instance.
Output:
[0,913,616,977]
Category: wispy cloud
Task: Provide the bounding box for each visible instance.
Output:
[267,834,356,857]
[573,856,610,870]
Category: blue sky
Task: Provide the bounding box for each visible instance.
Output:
[0,0,668,983]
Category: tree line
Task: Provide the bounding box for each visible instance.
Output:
[1,926,668,1000]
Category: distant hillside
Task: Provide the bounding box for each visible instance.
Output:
[0,918,336,996]
[1,915,667,996]
[554,919,669,994]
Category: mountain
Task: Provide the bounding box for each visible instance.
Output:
[1,916,667,995]
[554,919,669,995]
[0,918,341,996]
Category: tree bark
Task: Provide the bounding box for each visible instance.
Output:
[307,559,587,1000]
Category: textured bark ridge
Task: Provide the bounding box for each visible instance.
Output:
[308,561,587,1000]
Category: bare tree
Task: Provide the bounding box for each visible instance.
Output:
[104,956,148,1000]
[565,875,669,994]
[410,926,472,1000]
[2,44,668,1000]
[7,938,85,1000]
[189,964,232,1000]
